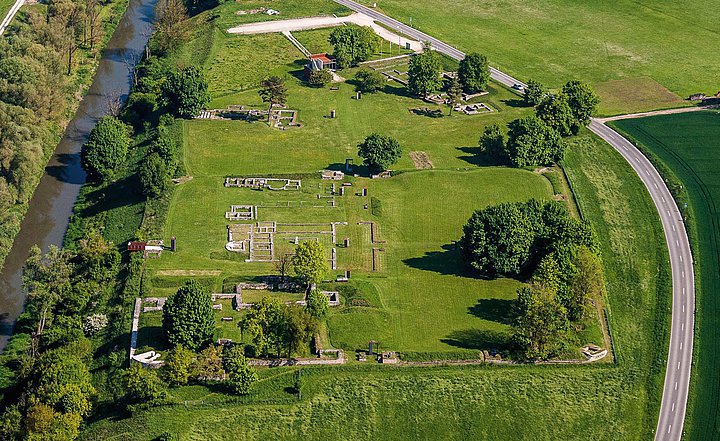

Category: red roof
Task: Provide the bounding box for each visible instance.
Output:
[310,53,334,64]
[127,241,147,251]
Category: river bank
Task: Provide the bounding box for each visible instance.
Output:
[0,0,157,350]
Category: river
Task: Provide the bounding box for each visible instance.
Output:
[0,0,156,350]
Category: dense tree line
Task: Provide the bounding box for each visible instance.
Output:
[0,233,122,440]
[460,200,605,359]
[0,0,122,265]
[479,80,599,167]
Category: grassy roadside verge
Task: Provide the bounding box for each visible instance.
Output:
[610,112,720,441]
[562,132,671,438]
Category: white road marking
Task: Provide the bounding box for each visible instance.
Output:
[675,382,678,390]
[676,240,680,246]
[672,225,676,232]
[668,424,672,434]
[682,323,685,332]
[680,255,683,262]
[672,402,675,412]
[680,342,683,350]
[662,196,666,202]
[677,361,681,370]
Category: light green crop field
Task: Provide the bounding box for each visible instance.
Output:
[611,111,720,441]
[357,0,717,115]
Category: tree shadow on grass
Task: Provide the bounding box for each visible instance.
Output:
[383,84,414,99]
[80,174,144,218]
[501,98,530,108]
[325,162,372,178]
[468,298,515,325]
[441,328,511,351]
[456,146,505,167]
[403,244,484,278]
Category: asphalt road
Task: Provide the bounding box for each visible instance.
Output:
[334,1,696,439]
[0,0,24,35]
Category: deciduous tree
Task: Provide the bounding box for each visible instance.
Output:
[562,80,599,132]
[458,53,489,93]
[258,76,288,122]
[357,133,401,172]
[328,25,379,68]
[292,241,329,285]
[506,115,565,166]
[163,280,215,351]
[139,152,171,198]
[163,66,210,118]
[354,69,385,93]
[80,116,132,182]
[536,93,574,137]
[407,45,443,99]
[523,79,547,106]
[478,123,507,164]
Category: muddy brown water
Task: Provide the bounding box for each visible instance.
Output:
[0,0,156,350]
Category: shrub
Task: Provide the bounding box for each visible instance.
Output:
[354,69,385,93]
[307,69,332,87]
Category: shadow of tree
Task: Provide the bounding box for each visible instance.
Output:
[80,174,144,218]
[402,244,478,278]
[501,98,530,108]
[468,298,515,325]
[441,328,511,351]
[456,146,505,167]
[46,153,87,185]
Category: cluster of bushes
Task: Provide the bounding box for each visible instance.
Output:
[0,231,123,440]
[479,80,599,167]
[460,200,605,359]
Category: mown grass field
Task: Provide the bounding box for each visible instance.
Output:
[150,82,557,354]
[611,111,720,441]
[82,0,672,438]
[358,0,716,115]
[82,132,671,440]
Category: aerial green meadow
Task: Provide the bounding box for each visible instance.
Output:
[359,0,717,115]
[79,0,675,439]
[612,111,720,441]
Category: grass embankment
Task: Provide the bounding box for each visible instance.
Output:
[357,0,713,115]
[610,111,720,441]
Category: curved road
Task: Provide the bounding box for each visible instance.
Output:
[333,1,695,439]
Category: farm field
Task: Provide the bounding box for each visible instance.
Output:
[611,111,720,441]
[357,0,717,115]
